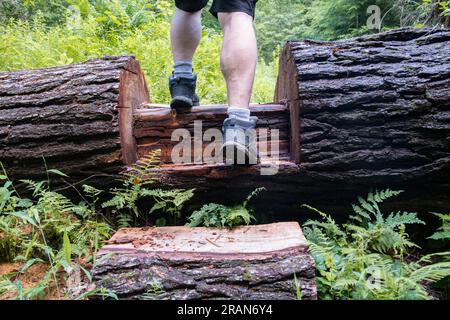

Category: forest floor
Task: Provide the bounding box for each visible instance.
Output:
[0,263,63,299]
[0,261,94,300]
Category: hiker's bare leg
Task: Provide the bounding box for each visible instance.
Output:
[218,11,258,164]
[171,8,202,63]
[169,8,202,110]
[218,12,257,109]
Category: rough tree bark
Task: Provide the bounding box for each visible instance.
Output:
[0,56,149,186]
[91,222,317,300]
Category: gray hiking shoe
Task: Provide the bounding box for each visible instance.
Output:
[169,73,200,113]
[221,115,259,165]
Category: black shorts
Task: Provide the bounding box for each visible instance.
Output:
[174,0,257,19]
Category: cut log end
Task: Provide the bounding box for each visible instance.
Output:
[118,58,150,165]
[91,222,317,300]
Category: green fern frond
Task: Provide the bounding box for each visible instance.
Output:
[409,261,450,283]
[124,149,162,184]
[243,187,266,208]
[428,212,450,241]
[385,211,424,228]
[116,213,133,229]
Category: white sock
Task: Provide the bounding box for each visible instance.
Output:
[173,61,193,78]
[227,106,251,121]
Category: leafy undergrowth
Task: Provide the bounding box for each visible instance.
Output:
[303,190,450,300]
[187,188,265,228]
[0,262,60,300]
[0,153,194,300]
[1,157,449,299]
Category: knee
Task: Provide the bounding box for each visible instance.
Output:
[175,0,208,15]
[218,12,253,31]
[175,7,202,17]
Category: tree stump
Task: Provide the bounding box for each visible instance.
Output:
[91,222,317,300]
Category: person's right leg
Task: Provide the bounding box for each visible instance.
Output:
[211,1,259,165]
[218,11,257,110]
[170,1,208,112]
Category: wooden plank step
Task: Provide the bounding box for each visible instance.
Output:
[91,222,317,300]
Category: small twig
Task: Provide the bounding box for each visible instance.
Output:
[52,174,119,192]
[206,238,221,247]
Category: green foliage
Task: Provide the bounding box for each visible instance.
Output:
[348,189,424,256]
[0,0,275,105]
[0,153,196,299]
[187,188,265,228]
[303,190,450,300]
[0,164,113,299]
[101,151,194,227]
[0,0,70,26]
[428,212,450,241]
[141,188,195,219]
[294,273,302,301]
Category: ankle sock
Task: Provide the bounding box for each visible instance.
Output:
[227,106,251,122]
[173,61,193,78]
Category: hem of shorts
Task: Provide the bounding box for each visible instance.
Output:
[209,8,255,20]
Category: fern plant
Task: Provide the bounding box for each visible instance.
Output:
[0,164,112,299]
[102,150,194,227]
[187,187,265,228]
[303,189,450,300]
[428,212,450,241]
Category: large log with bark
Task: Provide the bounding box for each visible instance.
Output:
[0,56,149,186]
[1,28,449,216]
[91,222,317,300]
[147,28,450,215]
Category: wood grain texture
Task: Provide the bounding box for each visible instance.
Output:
[91,222,317,300]
[133,103,290,162]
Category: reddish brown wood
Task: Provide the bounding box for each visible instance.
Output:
[118,58,150,165]
[133,103,290,164]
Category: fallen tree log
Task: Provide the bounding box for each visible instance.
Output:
[0,56,149,186]
[149,28,450,215]
[1,28,449,216]
[91,222,317,300]
[133,103,291,162]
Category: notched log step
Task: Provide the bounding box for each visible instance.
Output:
[131,103,299,179]
[91,222,317,300]
[133,103,292,162]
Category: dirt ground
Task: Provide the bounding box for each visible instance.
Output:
[0,262,66,300]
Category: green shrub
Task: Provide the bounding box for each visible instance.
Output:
[303,189,450,300]
[429,212,450,241]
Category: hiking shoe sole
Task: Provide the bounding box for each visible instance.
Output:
[170,96,193,114]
